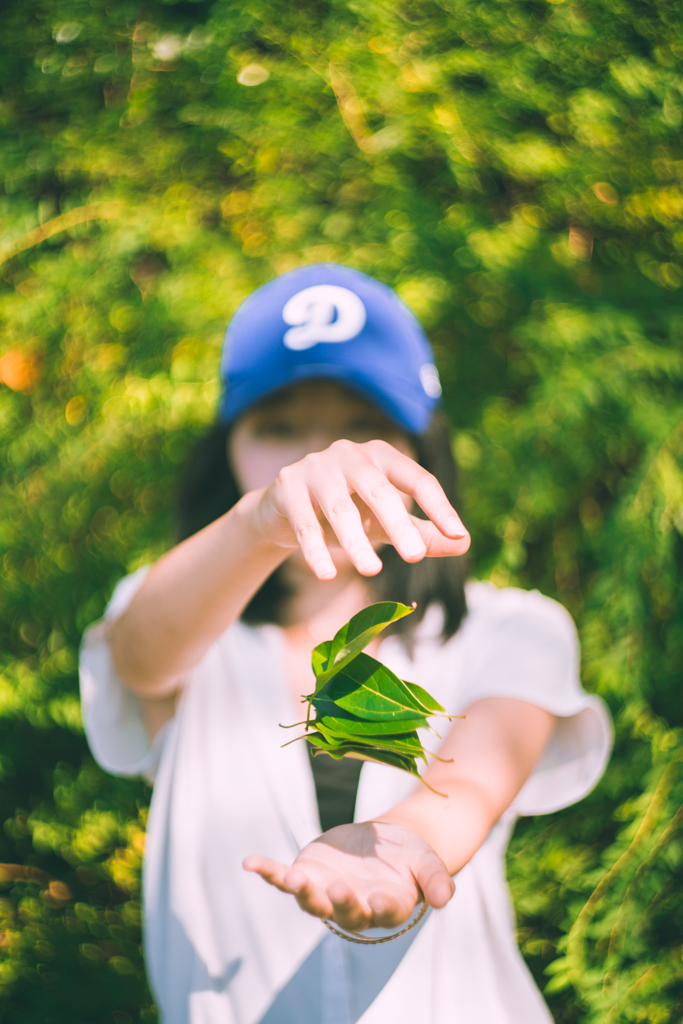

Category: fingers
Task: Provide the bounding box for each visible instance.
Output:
[292,875,408,932]
[272,439,470,576]
[242,855,291,893]
[327,880,372,931]
[243,857,338,921]
[368,441,468,541]
[313,478,384,576]
[411,516,471,557]
[245,853,427,932]
[304,442,459,567]
[366,890,415,929]
[284,866,335,919]
[326,441,468,561]
[286,872,375,931]
[352,472,427,563]
[276,463,383,578]
[273,473,338,581]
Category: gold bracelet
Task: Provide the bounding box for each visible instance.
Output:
[322,898,428,945]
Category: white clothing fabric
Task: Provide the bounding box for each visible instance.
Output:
[79,574,612,1024]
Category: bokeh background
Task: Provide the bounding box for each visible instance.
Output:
[1,0,682,1021]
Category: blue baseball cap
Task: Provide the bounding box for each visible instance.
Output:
[218,263,442,435]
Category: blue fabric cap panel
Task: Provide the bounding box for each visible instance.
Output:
[218,264,441,435]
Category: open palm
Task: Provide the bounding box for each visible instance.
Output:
[243,821,454,933]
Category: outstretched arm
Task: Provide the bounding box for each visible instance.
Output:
[244,696,555,932]
[108,439,469,701]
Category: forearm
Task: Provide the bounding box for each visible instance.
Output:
[109,490,287,696]
[375,779,496,876]
[376,698,557,876]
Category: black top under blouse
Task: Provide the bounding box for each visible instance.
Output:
[308,745,364,833]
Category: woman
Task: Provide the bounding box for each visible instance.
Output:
[80,263,612,1024]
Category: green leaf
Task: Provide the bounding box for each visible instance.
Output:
[311,640,332,678]
[288,602,454,790]
[328,601,415,664]
[313,708,428,736]
[403,681,447,715]
[305,733,422,775]
[313,601,414,692]
[314,652,432,721]
[282,600,454,788]
[312,721,429,763]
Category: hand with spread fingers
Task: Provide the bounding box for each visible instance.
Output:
[248,438,470,582]
[108,425,470,700]
[243,821,454,932]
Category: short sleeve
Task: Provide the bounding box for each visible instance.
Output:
[79,566,166,783]
[457,584,613,816]
[513,696,612,815]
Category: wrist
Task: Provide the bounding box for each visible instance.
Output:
[228,490,286,558]
[230,487,299,555]
[372,812,437,856]
[375,783,495,876]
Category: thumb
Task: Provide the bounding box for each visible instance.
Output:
[412,517,470,558]
[414,849,455,909]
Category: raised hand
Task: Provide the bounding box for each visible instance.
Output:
[243,821,455,932]
[249,439,470,581]
[109,429,469,703]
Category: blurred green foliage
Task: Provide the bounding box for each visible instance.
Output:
[0,0,682,1020]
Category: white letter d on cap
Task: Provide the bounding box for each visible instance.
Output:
[282,285,366,351]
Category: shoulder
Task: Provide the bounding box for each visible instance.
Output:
[462,580,578,652]
[103,566,151,622]
[446,582,585,707]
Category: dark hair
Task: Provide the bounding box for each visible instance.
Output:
[175,412,468,642]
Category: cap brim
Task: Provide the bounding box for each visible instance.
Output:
[219,363,433,435]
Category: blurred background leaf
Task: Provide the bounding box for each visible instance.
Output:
[1,0,683,1020]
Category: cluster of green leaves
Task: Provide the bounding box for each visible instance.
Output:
[0,0,682,1020]
[292,601,452,785]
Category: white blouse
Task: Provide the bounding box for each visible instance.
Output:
[80,573,612,1024]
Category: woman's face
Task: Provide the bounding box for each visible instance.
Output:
[228,379,415,495]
